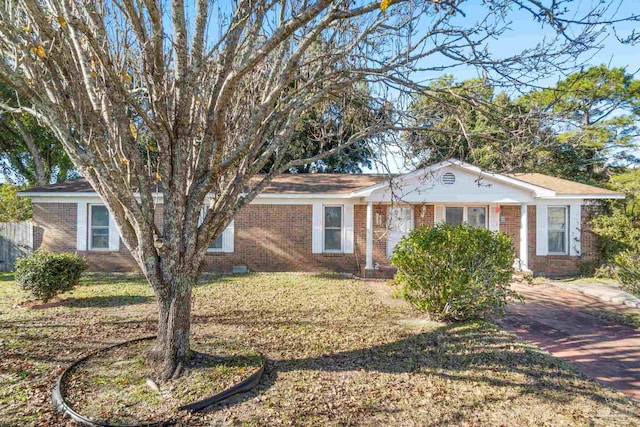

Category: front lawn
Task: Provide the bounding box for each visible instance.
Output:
[1,272,638,426]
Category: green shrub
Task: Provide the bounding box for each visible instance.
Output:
[390,223,517,321]
[591,208,640,261]
[591,207,640,295]
[15,251,88,302]
[612,251,640,297]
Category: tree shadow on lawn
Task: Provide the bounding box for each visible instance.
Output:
[80,272,148,287]
[61,295,153,308]
[205,321,637,418]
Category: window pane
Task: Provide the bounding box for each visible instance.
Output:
[324,206,342,228]
[91,205,109,227]
[91,228,109,249]
[548,207,566,230]
[445,207,463,226]
[548,207,567,253]
[468,207,486,228]
[324,229,342,251]
[209,234,223,249]
[548,231,566,253]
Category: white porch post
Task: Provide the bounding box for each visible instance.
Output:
[519,204,529,271]
[365,201,373,270]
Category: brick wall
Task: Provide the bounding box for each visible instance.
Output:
[414,204,434,228]
[499,205,521,258]
[527,205,601,277]
[202,204,359,273]
[32,203,77,252]
[33,202,145,272]
[32,201,602,277]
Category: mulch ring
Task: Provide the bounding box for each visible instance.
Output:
[60,336,263,426]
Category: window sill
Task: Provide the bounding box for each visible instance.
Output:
[320,252,345,257]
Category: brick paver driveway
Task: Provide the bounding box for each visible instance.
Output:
[500,282,640,402]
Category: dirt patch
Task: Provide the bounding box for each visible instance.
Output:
[13,297,76,310]
[63,336,262,425]
[361,280,411,308]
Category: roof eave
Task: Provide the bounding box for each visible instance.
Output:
[19,191,357,199]
[536,193,625,200]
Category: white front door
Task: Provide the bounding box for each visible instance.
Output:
[387,206,414,258]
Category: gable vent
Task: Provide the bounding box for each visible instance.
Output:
[441,172,456,185]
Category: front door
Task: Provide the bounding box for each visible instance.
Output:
[387,206,414,258]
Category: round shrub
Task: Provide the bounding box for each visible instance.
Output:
[15,251,88,302]
[390,223,517,321]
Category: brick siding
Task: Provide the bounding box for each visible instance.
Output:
[202,204,360,273]
[527,205,600,277]
[499,205,521,258]
[32,203,77,252]
[32,201,602,276]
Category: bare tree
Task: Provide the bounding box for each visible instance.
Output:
[0,0,634,379]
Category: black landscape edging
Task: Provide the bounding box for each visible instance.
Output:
[52,335,265,427]
[177,363,265,412]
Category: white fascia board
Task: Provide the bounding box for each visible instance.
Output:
[364,193,534,204]
[250,198,358,205]
[255,193,353,199]
[19,192,101,198]
[30,196,105,204]
[26,193,358,206]
[536,194,625,200]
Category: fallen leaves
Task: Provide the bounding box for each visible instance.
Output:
[0,272,638,426]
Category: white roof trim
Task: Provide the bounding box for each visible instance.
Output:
[536,194,625,200]
[349,158,556,198]
[18,191,100,197]
[20,191,353,199]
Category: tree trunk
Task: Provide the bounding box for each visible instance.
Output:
[15,118,49,186]
[149,274,195,380]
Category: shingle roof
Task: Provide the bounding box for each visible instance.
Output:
[26,178,94,193]
[24,174,390,195]
[505,173,623,196]
[255,174,389,194]
[21,171,623,197]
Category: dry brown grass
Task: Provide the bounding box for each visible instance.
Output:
[0,272,638,426]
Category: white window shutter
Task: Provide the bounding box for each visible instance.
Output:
[312,202,323,253]
[108,211,120,251]
[434,205,445,224]
[76,202,87,251]
[536,205,548,256]
[223,220,234,253]
[569,204,581,256]
[343,204,354,254]
[488,205,500,231]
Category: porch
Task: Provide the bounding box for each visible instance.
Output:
[360,202,530,278]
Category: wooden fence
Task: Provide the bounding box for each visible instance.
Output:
[0,222,33,271]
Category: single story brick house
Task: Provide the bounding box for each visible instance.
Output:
[20,159,623,277]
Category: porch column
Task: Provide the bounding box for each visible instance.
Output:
[365,201,373,270]
[519,204,529,271]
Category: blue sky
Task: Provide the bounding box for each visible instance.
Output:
[370,1,640,173]
[2,1,638,182]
